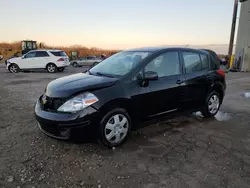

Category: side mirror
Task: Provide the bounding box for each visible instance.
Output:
[21,56,25,59]
[144,71,158,81]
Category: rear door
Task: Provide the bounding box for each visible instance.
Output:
[180,50,211,108]
[86,56,95,66]
[34,51,50,68]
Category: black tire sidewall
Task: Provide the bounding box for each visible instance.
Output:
[203,91,221,117]
[98,108,131,148]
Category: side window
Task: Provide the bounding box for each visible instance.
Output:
[200,54,209,70]
[144,51,180,78]
[24,51,36,58]
[87,57,95,60]
[182,52,201,73]
[35,51,49,57]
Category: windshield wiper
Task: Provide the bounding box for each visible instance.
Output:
[95,72,116,78]
[87,70,92,75]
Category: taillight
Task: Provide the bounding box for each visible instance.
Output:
[57,58,64,62]
[216,70,225,77]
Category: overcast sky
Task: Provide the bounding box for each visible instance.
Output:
[1,0,238,51]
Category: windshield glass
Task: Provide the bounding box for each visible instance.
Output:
[89,51,152,77]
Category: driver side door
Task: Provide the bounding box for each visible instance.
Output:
[19,51,37,69]
[130,51,187,119]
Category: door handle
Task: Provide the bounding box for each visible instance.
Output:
[176,80,184,85]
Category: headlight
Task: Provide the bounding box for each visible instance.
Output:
[57,92,98,113]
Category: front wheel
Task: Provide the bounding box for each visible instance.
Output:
[98,108,131,148]
[9,64,19,73]
[201,91,221,117]
[46,63,57,73]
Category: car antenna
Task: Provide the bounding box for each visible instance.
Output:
[185,44,189,48]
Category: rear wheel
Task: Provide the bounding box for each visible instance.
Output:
[9,64,19,73]
[46,63,57,73]
[201,91,221,117]
[92,62,98,68]
[98,108,131,148]
[72,62,79,67]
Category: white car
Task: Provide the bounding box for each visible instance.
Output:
[6,50,70,73]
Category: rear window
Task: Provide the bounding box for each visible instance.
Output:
[50,51,67,57]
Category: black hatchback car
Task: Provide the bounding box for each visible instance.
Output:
[35,47,226,147]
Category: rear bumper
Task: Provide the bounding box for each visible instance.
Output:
[34,99,101,140]
[57,62,70,68]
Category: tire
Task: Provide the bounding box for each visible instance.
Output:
[58,67,65,72]
[98,108,131,148]
[72,62,79,67]
[8,63,20,73]
[201,91,221,117]
[92,62,98,68]
[46,63,57,73]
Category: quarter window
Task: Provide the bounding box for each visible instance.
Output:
[144,51,180,78]
[182,52,201,73]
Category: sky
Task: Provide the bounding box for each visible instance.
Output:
[1,0,238,51]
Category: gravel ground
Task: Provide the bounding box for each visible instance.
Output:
[1,64,250,188]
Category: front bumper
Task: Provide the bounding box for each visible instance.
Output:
[34,99,101,140]
[6,62,10,70]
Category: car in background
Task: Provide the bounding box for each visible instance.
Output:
[35,47,226,148]
[70,56,103,67]
[6,50,70,73]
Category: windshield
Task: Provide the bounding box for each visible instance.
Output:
[89,51,152,77]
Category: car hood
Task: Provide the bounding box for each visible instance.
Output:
[8,57,21,62]
[45,73,118,98]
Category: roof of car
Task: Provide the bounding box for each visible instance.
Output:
[126,47,210,54]
[30,49,63,52]
[126,47,166,52]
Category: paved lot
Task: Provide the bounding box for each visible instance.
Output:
[1,64,250,188]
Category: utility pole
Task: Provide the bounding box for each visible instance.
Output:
[228,0,239,68]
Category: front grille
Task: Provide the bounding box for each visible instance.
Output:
[39,123,58,136]
[41,96,65,112]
